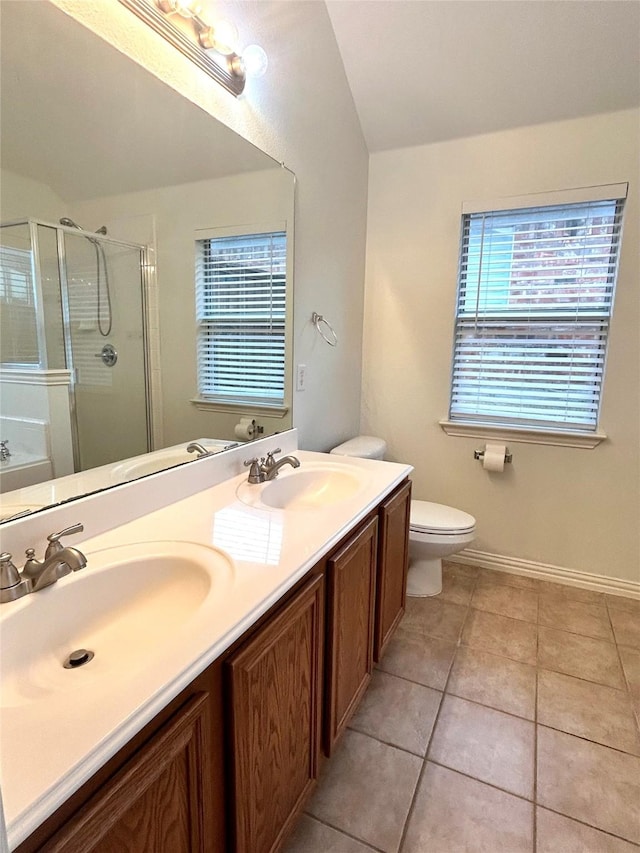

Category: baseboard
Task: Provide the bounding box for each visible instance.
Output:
[448,548,640,600]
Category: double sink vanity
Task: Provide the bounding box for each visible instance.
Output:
[0,429,412,852]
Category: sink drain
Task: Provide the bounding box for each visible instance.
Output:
[63,648,95,669]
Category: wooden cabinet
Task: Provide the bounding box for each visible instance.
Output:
[19,479,411,853]
[41,693,214,853]
[325,515,378,755]
[374,479,412,661]
[226,574,325,853]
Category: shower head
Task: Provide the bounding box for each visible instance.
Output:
[59,217,81,229]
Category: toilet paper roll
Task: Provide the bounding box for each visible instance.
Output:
[483,443,506,472]
[234,418,256,441]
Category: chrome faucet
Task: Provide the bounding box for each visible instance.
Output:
[0,440,10,462]
[0,523,87,603]
[187,441,238,459]
[243,449,301,484]
[263,450,301,480]
[187,442,213,458]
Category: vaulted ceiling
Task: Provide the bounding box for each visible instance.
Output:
[326,0,640,152]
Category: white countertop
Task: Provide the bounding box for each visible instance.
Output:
[0,440,411,850]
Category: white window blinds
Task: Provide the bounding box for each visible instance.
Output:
[196,231,287,405]
[450,191,625,431]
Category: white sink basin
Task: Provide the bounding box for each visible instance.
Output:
[237,464,365,511]
[111,440,228,481]
[0,541,234,708]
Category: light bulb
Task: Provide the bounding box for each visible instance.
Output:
[242,44,268,79]
[199,18,239,55]
[158,0,201,17]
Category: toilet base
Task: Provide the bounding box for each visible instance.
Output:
[406,556,443,597]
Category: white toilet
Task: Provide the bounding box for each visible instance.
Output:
[407,500,475,596]
[330,435,476,597]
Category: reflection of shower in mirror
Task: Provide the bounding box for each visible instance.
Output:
[0,217,151,480]
[59,218,112,336]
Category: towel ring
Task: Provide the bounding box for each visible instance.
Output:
[312,312,337,347]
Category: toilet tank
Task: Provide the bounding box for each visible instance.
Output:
[329,435,387,460]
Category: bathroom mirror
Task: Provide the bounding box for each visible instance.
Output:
[0,2,295,520]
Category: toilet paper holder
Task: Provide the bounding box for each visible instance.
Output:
[474,447,512,464]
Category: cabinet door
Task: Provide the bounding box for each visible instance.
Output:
[374,480,411,662]
[227,574,325,853]
[325,515,378,755]
[43,693,213,853]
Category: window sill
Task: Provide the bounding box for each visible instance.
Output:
[191,397,290,418]
[438,419,607,449]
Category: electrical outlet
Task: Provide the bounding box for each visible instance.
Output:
[296,363,307,391]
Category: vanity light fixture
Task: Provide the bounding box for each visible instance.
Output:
[118,0,267,97]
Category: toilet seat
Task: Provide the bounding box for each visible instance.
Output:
[410,500,475,535]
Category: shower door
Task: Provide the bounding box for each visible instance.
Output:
[60,231,149,472]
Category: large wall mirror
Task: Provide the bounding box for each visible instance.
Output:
[0,1,295,522]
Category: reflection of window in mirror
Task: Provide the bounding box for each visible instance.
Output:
[195,227,287,408]
[0,245,39,365]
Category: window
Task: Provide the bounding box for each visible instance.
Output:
[195,229,287,407]
[447,185,626,440]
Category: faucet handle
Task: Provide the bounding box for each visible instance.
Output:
[244,457,266,484]
[0,553,20,589]
[265,448,282,464]
[45,523,84,559]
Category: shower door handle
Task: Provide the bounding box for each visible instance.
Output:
[94,344,118,367]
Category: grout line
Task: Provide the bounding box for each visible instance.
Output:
[426,757,535,804]
[397,572,480,852]
[300,812,385,852]
[605,604,640,741]
[345,722,428,760]
[535,803,640,848]
[443,688,535,723]
[536,721,640,758]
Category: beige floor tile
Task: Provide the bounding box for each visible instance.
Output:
[306,730,421,853]
[536,807,640,853]
[478,568,539,590]
[438,566,476,606]
[398,596,468,643]
[472,579,538,623]
[403,762,534,853]
[284,815,377,853]
[428,695,535,798]
[536,580,605,605]
[537,726,640,844]
[349,670,442,756]
[538,626,625,689]
[443,559,479,579]
[537,669,640,755]
[462,608,538,664]
[605,594,640,616]
[447,645,536,719]
[538,595,614,641]
[377,631,456,691]
[609,608,640,650]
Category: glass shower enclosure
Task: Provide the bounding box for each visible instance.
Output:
[0,219,150,479]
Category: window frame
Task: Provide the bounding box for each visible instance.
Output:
[191,222,292,418]
[440,184,627,448]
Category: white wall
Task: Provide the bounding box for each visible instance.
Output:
[0,168,67,223]
[51,0,369,452]
[362,109,639,583]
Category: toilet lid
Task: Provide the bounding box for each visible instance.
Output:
[410,500,476,534]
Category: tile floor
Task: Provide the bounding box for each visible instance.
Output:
[284,562,640,853]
